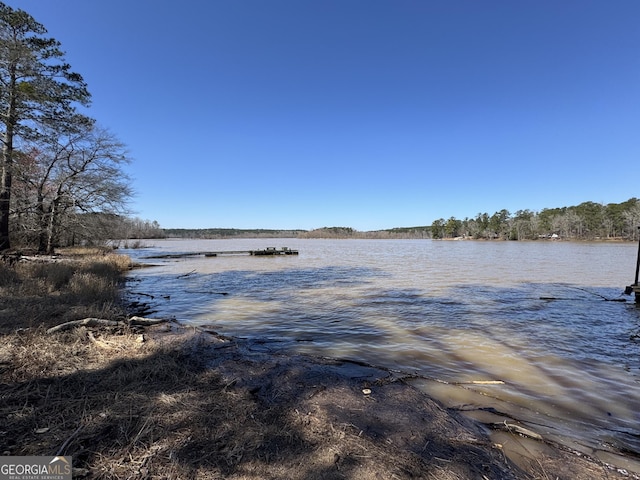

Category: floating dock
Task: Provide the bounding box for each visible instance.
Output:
[145,247,299,259]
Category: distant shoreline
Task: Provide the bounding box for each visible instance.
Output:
[139,232,636,242]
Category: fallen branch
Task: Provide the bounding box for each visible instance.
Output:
[46,318,121,334]
[457,380,505,385]
[128,316,169,326]
[56,424,84,456]
[568,286,627,302]
[46,316,169,334]
[491,421,543,440]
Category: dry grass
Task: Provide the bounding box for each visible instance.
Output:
[0,251,632,479]
[0,249,130,333]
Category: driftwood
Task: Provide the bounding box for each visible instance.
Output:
[46,316,168,334]
[46,318,121,334]
[128,316,169,326]
[490,421,543,440]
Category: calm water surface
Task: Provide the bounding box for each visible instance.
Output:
[124,239,640,467]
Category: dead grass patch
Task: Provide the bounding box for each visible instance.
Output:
[0,249,130,333]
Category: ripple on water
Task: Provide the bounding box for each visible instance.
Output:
[125,239,640,463]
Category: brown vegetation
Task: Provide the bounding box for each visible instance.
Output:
[0,248,131,333]
[0,251,636,479]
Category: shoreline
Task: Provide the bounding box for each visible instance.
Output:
[163,320,640,479]
[1,250,638,478]
[4,316,636,479]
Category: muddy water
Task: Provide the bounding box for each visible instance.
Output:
[124,238,640,470]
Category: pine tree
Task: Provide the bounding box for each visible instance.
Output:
[0,2,90,250]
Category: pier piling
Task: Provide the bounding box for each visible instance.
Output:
[625,226,640,303]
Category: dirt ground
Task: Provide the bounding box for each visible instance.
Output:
[1,318,637,480]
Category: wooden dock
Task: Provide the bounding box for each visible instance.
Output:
[145,247,299,259]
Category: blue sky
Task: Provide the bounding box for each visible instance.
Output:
[8,1,640,230]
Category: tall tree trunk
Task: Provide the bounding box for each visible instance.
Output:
[0,65,17,251]
[36,198,48,253]
[0,136,14,251]
[0,152,11,250]
[45,200,58,254]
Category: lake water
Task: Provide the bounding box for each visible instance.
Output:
[123,238,640,470]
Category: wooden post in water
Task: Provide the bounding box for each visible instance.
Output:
[635,227,640,302]
[634,227,640,292]
[624,226,640,303]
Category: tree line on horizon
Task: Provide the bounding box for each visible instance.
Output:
[430,198,640,241]
[139,197,640,242]
[161,228,306,239]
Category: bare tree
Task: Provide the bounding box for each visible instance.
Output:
[14,124,132,252]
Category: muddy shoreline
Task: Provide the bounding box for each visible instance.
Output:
[2,317,638,479]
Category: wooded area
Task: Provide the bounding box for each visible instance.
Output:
[430,198,640,241]
[161,227,306,239]
[276,199,640,241]
[0,3,132,253]
[152,199,640,242]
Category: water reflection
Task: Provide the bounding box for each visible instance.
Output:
[125,239,640,466]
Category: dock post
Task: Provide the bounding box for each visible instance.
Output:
[635,227,640,303]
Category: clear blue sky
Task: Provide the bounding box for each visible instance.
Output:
[8,1,640,230]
